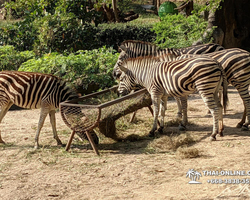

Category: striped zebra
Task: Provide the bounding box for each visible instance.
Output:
[113,40,225,128]
[112,40,224,79]
[175,48,250,130]
[115,41,250,131]
[0,71,98,149]
[117,55,228,140]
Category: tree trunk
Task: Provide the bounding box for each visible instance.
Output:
[194,0,250,50]
[112,0,120,22]
[154,0,160,12]
[214,0,250,49]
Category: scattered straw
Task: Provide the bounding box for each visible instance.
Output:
[146,133,197,154]
[176,147,200,159]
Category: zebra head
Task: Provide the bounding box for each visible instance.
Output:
[113,45,130,80]
[117,71,141,96]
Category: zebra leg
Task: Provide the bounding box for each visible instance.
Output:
[236,108,246,128]
[237,87,250,131]
[158,96,168,133]
[149,96,161,137]
[175,97,182,119]
[0,101,14,144]
[35,106,50,149]
[215,92,224,137]
[49,110,63,146]
[200,94,219,141]
[178,96,188,131]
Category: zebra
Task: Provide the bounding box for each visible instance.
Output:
[0,71,98,149]
[112,40,224,79]
[114,41,250,131]
[117,55,228,141]
[113,40,225,127]
[157,48,250,130]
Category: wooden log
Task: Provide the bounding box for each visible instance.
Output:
[98,93,152,140]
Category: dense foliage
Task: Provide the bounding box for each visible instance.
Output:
[0,45,35,71]
[0,0,156,53]
[96,23,156,50]
[0,0,224,93]
[1,0,100,53]
[152,14,209,49]
[19,46,119,92]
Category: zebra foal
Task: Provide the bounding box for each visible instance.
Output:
[117,55,228,141]
[0,71,77,149]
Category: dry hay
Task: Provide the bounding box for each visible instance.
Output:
[176,147,200,159]
[147,133,198,156]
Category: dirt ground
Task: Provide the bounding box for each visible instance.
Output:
[1,86,250,200]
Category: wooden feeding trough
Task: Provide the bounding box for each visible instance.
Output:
[59,86,153,155]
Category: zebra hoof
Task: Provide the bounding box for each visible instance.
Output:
[236,123,243,128]
[157,127,164,134]
[241,125,249,131]
[209,136,216,141]
[178,124,186,131]
[148,131,155,137]
[56,140,63,146]
[218,132,224,137]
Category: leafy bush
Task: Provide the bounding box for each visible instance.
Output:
[33,12,98,54]
[0,45,35,71]
[1,0,100,53]
[0,18,38,51]
[19,47,119,93]
[152,14,209,48]
[96,23,156,50]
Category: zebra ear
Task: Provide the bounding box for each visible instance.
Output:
[119,45,128,52]
[118,65,128,73]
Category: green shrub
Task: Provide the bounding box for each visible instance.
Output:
[152,14,209,48]
[19,46,119,93]
[1,0,100,53]
[0,18,38,51]
[96,23,156,50]
[33,12,98,54]
[0,45,35,70]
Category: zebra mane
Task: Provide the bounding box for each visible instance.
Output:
[120,40,160,57]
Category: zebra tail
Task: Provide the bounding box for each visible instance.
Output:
[222,68,229,114]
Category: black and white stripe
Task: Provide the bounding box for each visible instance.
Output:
[117,55,228,141]
[0,71,77,148]
[177,48,250,130]
[113,40,224,79]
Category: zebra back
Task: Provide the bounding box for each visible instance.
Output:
[113,40,224,79]
[0,71,76,109]
[177,43,224,55]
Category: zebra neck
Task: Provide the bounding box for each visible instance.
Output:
[128,61,157,89]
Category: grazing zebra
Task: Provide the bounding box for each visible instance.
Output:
[0,71,97,149]
[113,40,225,128]
[117,55,228,140]
[112,40,224,79]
